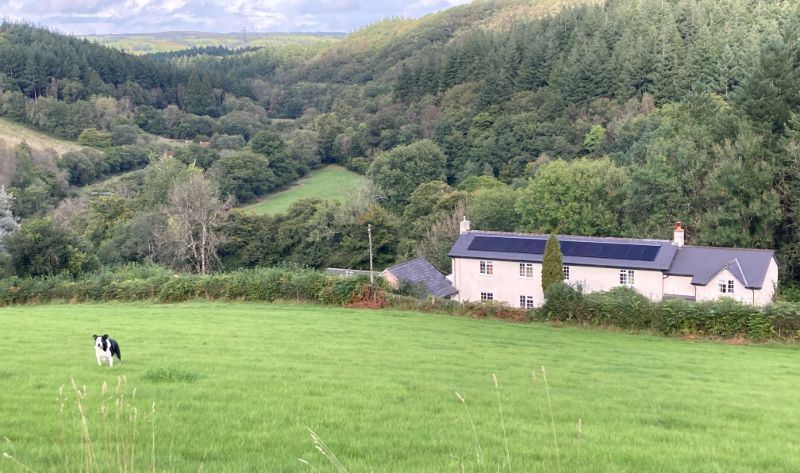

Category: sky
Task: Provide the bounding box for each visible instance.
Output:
[0,0,472,35]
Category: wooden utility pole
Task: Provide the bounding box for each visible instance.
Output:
[368,224,374,285]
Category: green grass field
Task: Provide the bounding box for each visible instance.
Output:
[0,118,87,155]
[243,165,369,216]
[1,303,799,472]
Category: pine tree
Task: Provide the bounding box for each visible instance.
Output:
[395,63,415,101]
[737,38,800,134]
[185,71,213,115]
[541,233,564,293]
[652,17,685,103]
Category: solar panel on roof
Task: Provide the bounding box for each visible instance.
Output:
[466,236,661,262]
[468,236,546,254]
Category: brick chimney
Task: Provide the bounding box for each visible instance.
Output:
[460,216,471,234]
[673,221,685,247]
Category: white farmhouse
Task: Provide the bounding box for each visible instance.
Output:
[448,220,778,308]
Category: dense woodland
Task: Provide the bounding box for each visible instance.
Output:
[2,0,800,288]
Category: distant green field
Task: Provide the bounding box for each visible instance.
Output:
[1,302,799,472]
[243,165,369,216]
[0,117,86,155]
[0,117,185,158]
[82,31,343,54]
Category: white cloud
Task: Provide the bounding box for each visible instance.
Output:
[0,0,469,34]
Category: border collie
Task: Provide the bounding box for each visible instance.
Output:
[93,334,122,367]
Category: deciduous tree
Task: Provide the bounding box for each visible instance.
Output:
[367,139,447,212]
[163,173,232,274]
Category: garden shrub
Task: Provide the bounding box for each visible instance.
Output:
[764,303,800,339]
[541,283,587,322]
[585,288,654,329]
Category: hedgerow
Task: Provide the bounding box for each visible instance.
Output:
[1,267,799,342]
[541,283,800,341]
[0,264,347,306]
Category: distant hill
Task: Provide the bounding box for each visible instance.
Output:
[82,31,345,54]
[298,0,603,83]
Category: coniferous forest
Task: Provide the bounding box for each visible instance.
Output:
[1,0,800,285]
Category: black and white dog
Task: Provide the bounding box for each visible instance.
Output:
[93,334,122,367]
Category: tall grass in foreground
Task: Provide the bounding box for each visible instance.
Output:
[1,367,574,473]
[4,377,161,473]
[299,366,571,472]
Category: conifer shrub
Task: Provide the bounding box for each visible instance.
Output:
[541,233,564,294]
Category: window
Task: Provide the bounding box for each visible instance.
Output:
[719,279,735,294]
[519,263,534,278]
[481,292,494,301]
[619,269,635,286]
[562,265,570,280]
[479,260,494,275]
[519,295,535,309]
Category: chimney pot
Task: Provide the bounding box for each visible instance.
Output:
[460,216,471,234]
[673,221,685,247]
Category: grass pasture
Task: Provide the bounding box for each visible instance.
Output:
[0,118,86,155]
[243,165,369,216]
[1,302,799,472]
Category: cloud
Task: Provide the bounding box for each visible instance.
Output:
[0,0,472,34]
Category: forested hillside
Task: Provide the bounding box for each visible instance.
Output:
[2,0,800,286]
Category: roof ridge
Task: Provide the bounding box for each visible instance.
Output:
[468,230,670,244]
[386,256,433,271]
[733,258,750,287]
[680,244,774,253]
[729,258,749,287]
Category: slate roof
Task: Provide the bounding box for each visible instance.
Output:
[448,231,777,290]
[448,231,678,271]
[666,246,775,289]
[383,257,458,298]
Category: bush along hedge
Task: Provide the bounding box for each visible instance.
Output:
[1,267,798,342]
[0,264,374,306]
[541,284,800,342]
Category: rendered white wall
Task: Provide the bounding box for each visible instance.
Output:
[451,257,778,307]
[451,258,664,307]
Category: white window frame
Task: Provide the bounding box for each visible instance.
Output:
[562,265,570,280]
[479,260,494,275]
[519,262,534,278]
[619,269,635,286]
[519,295,535,309]
[719,279,735,294]
[481,292,494,301]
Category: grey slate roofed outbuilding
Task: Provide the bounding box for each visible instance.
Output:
[383,257,458,298]
[448,231,678,271]
[666,246,775,289]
